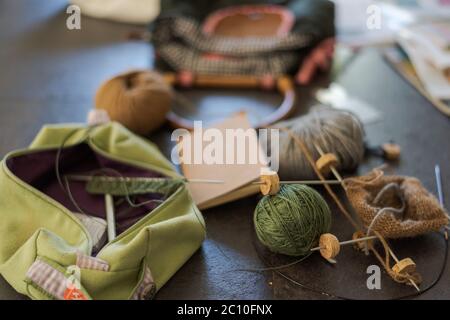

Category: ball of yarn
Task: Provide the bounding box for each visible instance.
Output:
[254,184,331,256]
[261,105,365,180]
[95,70,172,135]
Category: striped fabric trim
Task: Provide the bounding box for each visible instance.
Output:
[26,259,68,300]
[76,252,109,272]
[152,15,313,76]
[132,267,156,300]
[158,43,299,76]
[154,16,312,55]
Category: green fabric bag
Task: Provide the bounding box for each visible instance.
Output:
[0,122,205,300]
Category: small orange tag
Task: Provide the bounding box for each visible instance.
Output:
[64,287,87,300]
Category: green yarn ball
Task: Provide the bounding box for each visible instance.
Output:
[254,184,331,256]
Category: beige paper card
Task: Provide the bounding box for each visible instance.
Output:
[180,113,266,209]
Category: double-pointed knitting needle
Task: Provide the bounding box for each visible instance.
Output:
[310,235,378,252]
[435,165,445,208]
[256,171,341,196]
[67,174,341,186]
[65,174,224,184]
[388,248,420,292]
[66,175,223,242]
[313,143,343,182]
[105,193,116,241]
[252,180,341,186]
[435,165,450,232]
[312,142,420,292]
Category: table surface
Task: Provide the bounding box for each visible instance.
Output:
[1,1,449,300]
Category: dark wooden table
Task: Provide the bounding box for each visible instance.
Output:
[1,1,449,300]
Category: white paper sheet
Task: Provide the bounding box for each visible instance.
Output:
[397,29,450,100]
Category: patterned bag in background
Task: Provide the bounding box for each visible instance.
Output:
[151,0,335,76]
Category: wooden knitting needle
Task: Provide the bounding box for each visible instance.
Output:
[104,193,116,241]
[253,180,341,186]
[257,171,341,196]
[310,235,377,252]
[308,233,376,264]
[309,233,377,264]
[312,143,420,291]
[387,248,420,292]
[313,143,343,182]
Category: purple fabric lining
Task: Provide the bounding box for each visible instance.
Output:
[6,143,166,235]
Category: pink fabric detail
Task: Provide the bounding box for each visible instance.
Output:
[26,260,68,300]
[202,5,295,37]
[76,252,109,272]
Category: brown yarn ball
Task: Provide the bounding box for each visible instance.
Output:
[95,70,172,135]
